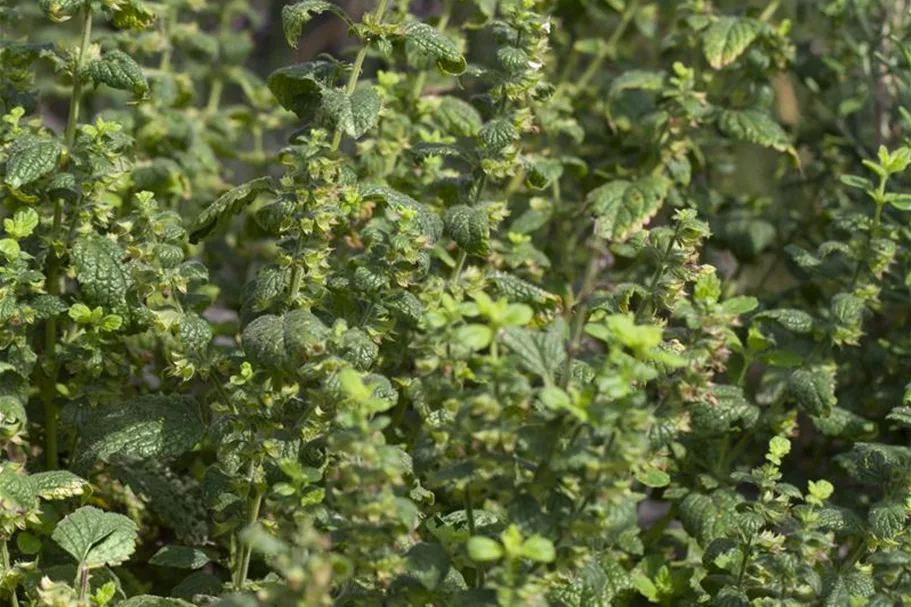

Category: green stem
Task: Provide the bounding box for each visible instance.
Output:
[737,535,752,587]
[234,456,264,590]
[450,250,468,283]
[206,78,223,115]
[64,6,93,150]
[331,0,390,151]
[1,538,19,607]
[288,235,305,305]
[572,0,638,94]
[411,0,454,99]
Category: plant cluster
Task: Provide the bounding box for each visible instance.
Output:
[2,0,911,605]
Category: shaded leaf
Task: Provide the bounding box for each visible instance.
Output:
[189,177,275,243]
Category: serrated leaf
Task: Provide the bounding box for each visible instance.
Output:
[189,177,275,244]
[242,309,330,371]
[501,326,565,384]
[267,61,334,118]
[71,236,135,323]
[359,185,443,241]
[178,313,212,353]
[436,96,483,136]
[0,467,38,514]
[788,366,836,416]
[88,50,149,96]
[444,205,490,256]
[322,85,381,139]
[112,460,208,545]
[28,470,88,500]
[282,0,351,49]
[149,545,210,569]
[588,176,671,242]
[479,118,517,152]
[869,500,907,541]
[404,542,450,591]
[718,108,793,153]
[488,271,559,305]
[753,308,814,333]
[703,17,762,69]
[4,135,63,189]
[404,22,466,75]
[690,385,758,435]
[75,395,204,466]
[53,506,138,568]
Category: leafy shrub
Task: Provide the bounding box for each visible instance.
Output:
[1,0,911,605]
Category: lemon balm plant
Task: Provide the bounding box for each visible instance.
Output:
[3,0,911,605]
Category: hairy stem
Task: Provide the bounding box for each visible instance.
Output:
[234,456,264,590]
[1,538,19,607]
[331,0,390,151]
[64,6,93,150]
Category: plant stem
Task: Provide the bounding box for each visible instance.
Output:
[206,78,223,115]
[1,538,19,607]
[78,565,89,606]
[411,0,455,99]
[572,0,638,93]
[64,6,93,150]
[331,0,390,151]
[234,456,264,590]
[450,250,467,282]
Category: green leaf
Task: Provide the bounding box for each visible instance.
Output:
[703,17,762,70]
[28,470,88,500]
[467,536,503,562]
[718,108,793,154]
[444,205,490,257]
[635,468,671,488]
[588,176,671,242]
[178,313,213,353]
[609,70,665,96]
[403,22,466,75]
[454,324,493,351]
[149,545,210,569]
[488,271,559,305]
[75,395,205,466]
[242,309,330,371]
[321,85,381,139]
[189,177,275,244]
[71,236,135,322]
[501,326,566,384]
[88,50,149,96]
[267,61,334,118]
[359,185,443,241]
[753,308,814,334]
[0,467,38,514]
[479,118,517,152]
[788,366,836,416]
[282,0,351,49]
[52,506,139,568]
[721,296,758,315]
[436,96,483,136]
[521,536,556,563]
[404,542,450,591]
[3,207,39,239]
[869,500,907,541]
[4,135,63,189]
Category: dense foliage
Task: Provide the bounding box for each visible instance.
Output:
[2,0,911,605]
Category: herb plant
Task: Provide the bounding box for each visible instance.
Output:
[2,0,911,605]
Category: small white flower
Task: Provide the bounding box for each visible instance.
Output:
[528,61,543,71]
[542,19,551,34]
